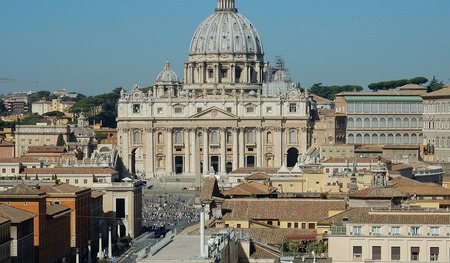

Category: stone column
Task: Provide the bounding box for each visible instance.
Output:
[203,128,209,174]
[166,128,173,174]
[275,127,283,167]
[192,129,201,186]
[98,234,102,259]
[232,128,239,170]
[145,128,154,178]
[184,129,191,174]
[108,227,112,259]
[220,128,227,173]
[239,128,245,168]
[256,127,263,167]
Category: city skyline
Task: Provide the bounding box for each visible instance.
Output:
[1,0,449,96]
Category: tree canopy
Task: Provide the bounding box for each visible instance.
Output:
[367,76,428,91]
[309,84,363,101]
[427,76,445,92]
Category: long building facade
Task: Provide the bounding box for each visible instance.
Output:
[117,0,312,179]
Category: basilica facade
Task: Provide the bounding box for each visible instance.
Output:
[117,0,313,180]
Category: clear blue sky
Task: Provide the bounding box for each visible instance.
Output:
[1,0,449,96]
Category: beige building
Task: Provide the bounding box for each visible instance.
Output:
[93,181,143,239]
[117,0,312,182]
[323,208,450,263]
[31,98,75,116]
[15,124,70,156]
[335,84,426,147]
[422,85,450,163]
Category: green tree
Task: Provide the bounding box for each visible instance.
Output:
[409,76,428,85]
[43,111,65,117]
[309,83,363,101]
[427,76,445,92]
[56,134,66,146]
[19,114,44,125]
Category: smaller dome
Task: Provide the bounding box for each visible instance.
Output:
[272,69,291,83]
[156,61,178,83]
[248,90,256,96]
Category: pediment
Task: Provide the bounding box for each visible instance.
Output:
[190,106,239,120]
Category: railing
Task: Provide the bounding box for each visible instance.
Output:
[148,230,173,256]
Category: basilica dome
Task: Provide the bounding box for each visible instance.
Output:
[156,61,178,83]
[189,0,264,56]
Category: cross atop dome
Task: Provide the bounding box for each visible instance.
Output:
[216,0,237,12]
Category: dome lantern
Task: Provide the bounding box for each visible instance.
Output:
[216,0,237,12]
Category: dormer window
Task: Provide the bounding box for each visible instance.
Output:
[289,103,297,113]
[246,106,255,113]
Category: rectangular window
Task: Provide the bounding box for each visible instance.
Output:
[411,247,420,261]
[430,226,439,236]
[226,107,232,113]
[410,226,420,236]
[308,223,315,229]
[1,168,6,173]
[372,246,381,260]
[65,179,70,183]
[197,107,202,113]
[390,226,400,235]
[287,223,292,228]
[157,107,163,114]
[75,179,79,184]
[301,223,306,229]
[371,226,381,235]
[133,104,140,113]
[221,69,228,78]
[289,103,297,113]
[11,168,15,174]
[352,226,362,235]
[391,246,400,260]
[246,106,254,113]
[266,107,272,113]
[430,247,439,261]
[294,223,298,228]
[174,107,183,114]
[353,246,362,261]
[84,179,88,184]
[208,69,214,79]
[236,224,241,228]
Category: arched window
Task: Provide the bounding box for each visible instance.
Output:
[174,131,183,144]
[395,134,402,144]
[266,131,273,143]
[347,118,354,128]
[418,118,423,128]
[347,134,354,144]
[364,134,370,144]
[355,134,362,144]
[247,130,255,143]
[387,118,394,128]
[379,134,386,144]
[387,134,394,144]
[395,118,402,128]
[403,134,410,144]
[403,118,409,128]
[355,118,362,128]
[210,130,219,144]
[410,133,417,144]
[372,118,378,128]
[411,118,417,128]
[372,134,378,144]
[379,118,386,128]
[289,130,298,144]
[133,131,141,144]
[364,118,370,128]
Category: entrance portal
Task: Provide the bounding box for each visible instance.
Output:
[175,156,183,174]
[287,147,299,167]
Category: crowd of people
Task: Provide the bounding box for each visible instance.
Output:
[142,192,200,233]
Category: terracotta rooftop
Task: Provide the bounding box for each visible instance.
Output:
[27,146,67,153]
[348,186,407,199]
[21,167,118,175]
[230,167,279,175]
[241,228,317,245]
[91,190,105,199]
[390,176,450,196]
[422,85,450,99]
[352,210,450,225]
[46,203,71,217]
[0,217,9,225]
[0,184,46,196]
[0,203,35,223]
[245,172,270,181]
[0,157,41,164]
[39,183,88,194]
[221,199,345,222]
[199,177,224,202]
[222,181,275,197]
[323,157,389,164]
[310,93,332,103]
[391,163,413,171]
[318,207,370,225]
